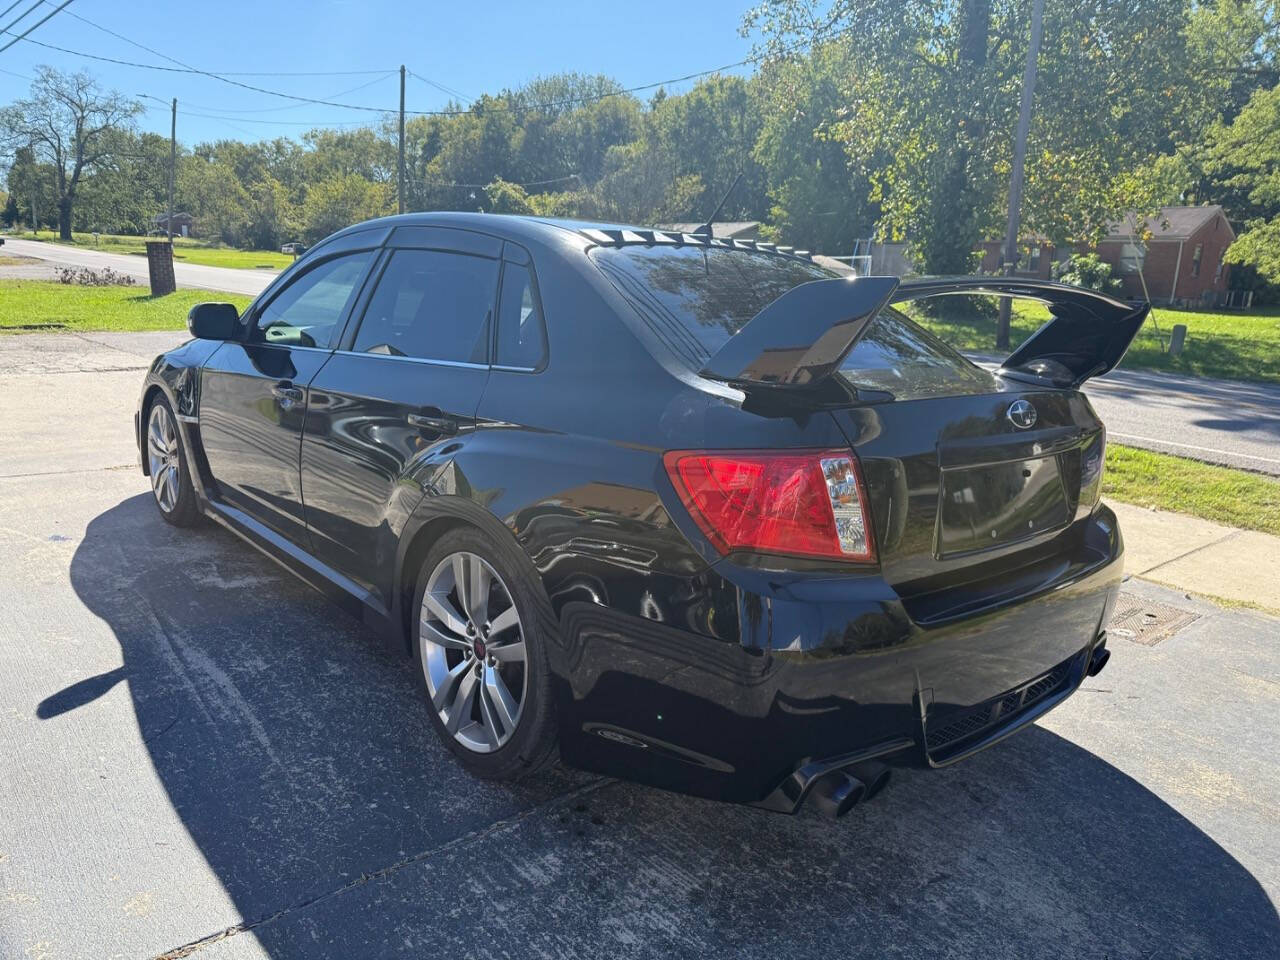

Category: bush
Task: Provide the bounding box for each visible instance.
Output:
[1052,253,1122,295]
[56,265,135,286]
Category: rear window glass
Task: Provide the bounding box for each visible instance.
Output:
[590,245,995,399]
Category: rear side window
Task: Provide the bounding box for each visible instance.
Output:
[591,245,832,369]
[353,249,498,363]
[254,251,374,348]
[591,245,995,400]
[495,263,547,369]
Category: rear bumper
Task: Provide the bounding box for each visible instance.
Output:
[553,506,1123,810]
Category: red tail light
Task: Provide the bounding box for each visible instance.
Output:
[663,449,876,562]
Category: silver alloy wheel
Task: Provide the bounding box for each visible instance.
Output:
[147,402,181,514]
[419,551,528,753]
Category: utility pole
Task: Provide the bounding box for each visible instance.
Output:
[398,64,406,215]
[995,0,1045,351]
[167,97,177,240]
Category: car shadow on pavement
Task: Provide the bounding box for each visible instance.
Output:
[55,494,1280,959]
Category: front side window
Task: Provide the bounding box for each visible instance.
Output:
[495,262,547,369]
[353,249,498,363]
[254,251,374,348]
[1191,243,1203,278]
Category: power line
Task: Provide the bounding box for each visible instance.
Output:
[7,11,770,117]
[137,95,378,130]
[408,70,471,105]
[410,173,580,189]
[4,35,395,76]
[0,0,73,55]
[179,71,396,115]
[0,0,43,38]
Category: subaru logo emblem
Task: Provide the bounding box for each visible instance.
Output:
[1007,399,1037,429]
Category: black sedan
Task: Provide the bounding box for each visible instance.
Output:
[136,213,1144,817]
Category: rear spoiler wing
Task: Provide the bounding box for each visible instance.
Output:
[895,278,1150,388]
[699,275,1148,395]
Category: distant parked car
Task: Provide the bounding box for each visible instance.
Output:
[280,242,307,255]
[135,212,1146,818]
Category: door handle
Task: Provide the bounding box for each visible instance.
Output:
[407,412,458,435]
[271,382,304,408]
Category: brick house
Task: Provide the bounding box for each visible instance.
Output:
[980,205,1235,305]
[978,237,1058,279]
[1096,205,1234,305]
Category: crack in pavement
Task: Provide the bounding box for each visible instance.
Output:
[1135,530,1242,577]
[150,776,614,959]
[0,464,134,479]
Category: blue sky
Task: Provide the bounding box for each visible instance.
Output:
[0,0,759,144]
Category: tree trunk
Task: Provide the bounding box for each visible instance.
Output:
[58,195,73,241]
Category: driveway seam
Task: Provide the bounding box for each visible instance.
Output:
[150,776,614,959]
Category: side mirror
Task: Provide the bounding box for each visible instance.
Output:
[187,302,240,340]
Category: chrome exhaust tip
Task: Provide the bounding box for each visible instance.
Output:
[808,770,866,819]
[1088,639,1111,677]
[847,760,892,800]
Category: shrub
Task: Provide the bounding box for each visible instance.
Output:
[55,265,136,286]
[1052,253,1122,295]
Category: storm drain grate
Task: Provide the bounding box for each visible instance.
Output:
[1108,591,1200,646]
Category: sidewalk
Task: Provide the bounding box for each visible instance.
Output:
[1111,501,1280,614]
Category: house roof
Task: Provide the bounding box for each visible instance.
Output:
[1105,205,1233,242]
[655,220,760,238]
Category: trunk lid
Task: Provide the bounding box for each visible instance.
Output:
[829,386,1106,616]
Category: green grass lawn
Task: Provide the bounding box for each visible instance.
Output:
[1104,443,1280,537]
[0,280,253,333]
[19,230,292,271]
[911,300,1280,385]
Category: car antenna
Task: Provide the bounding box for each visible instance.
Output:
[693,172,743,239]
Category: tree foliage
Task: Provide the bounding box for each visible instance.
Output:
[2,6,1275,287]
[0,67,141,239]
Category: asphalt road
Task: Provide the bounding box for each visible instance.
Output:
[2,236,278,297]
[1,333,1277,959]
[967,354,1280,476]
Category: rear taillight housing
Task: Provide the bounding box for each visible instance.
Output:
[1080,428,1106,508]
[663,449,876,562]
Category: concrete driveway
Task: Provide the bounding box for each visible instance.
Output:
[1,334,1277,959]
[2,237,278,297]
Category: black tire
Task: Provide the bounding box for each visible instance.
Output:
[144,394,202,528]
[412,526,558,780]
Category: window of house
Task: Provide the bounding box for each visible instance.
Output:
[353,249,499,364]
[1026,244,1042,272]
[495,262,547,370]
[1191,243,1203,278]
[1118,242,1146,275]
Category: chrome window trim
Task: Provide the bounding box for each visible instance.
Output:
[331,349,488,371]
[490,364,539,374]
[242,342,335,355]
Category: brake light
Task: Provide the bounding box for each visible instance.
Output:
[663,449,876,562]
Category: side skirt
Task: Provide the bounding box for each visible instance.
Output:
[201,498,404,653]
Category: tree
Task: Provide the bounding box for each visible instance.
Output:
[484,178,535,214]
[299,174,390,243]
[746,1,1195,271]
[178,157,250,244]
[753,41,880,253]
[5,145,55,231]
[1,194,16,228]
[0,67,140,240]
